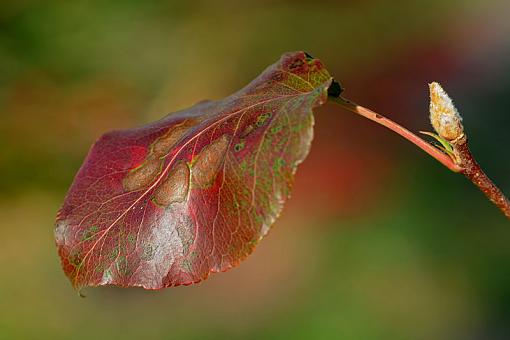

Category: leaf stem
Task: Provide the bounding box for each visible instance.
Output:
[328,96,462,172]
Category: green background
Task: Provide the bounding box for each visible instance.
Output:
[1,1,509,339]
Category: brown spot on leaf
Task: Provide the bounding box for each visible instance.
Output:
[288,58,304,70]
[240,124,254,138]
[191,135,229,188]
[176,216,195,255]
[152,162,190,206]
[152,119,197,156]
[123,157,162,192]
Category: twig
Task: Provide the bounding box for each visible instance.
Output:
[328,83,510,220]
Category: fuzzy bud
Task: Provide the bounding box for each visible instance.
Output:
[429,82,464,142]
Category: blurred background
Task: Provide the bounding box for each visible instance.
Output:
[1,0,509,339]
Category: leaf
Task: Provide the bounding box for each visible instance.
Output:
[55,51,337,290]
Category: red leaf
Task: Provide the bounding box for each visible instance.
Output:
[55,51,334,290]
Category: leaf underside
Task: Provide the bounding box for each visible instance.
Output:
[55,51,335,290]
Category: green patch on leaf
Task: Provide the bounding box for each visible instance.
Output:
[256,112,272,127]
[234,141,245,152]
[81,225,99,241]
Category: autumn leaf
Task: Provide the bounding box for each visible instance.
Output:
[55,51,338,290]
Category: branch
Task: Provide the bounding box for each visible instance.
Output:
[328,83,510,220]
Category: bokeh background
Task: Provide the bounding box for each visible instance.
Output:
[1,1,509,339]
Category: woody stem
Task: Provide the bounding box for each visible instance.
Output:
[454,139,510,219]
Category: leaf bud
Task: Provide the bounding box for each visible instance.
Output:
[429,82,464,142]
